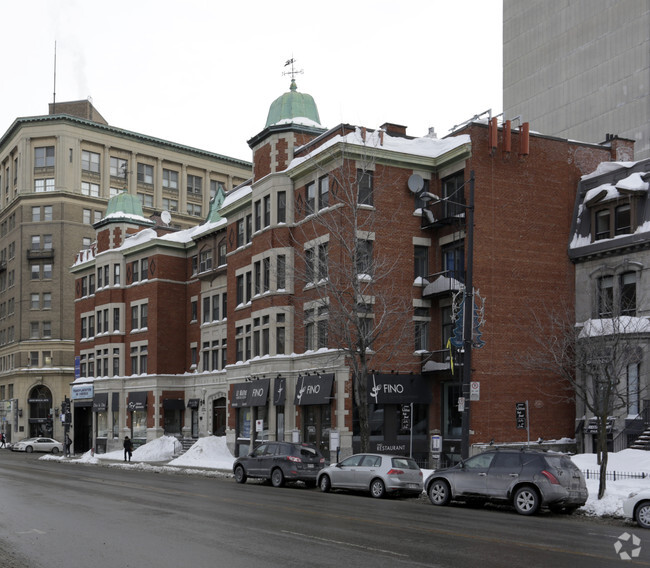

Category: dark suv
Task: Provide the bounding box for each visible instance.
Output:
[424,448,587,515]
[233,442,326,488]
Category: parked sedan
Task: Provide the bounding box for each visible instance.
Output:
[11,437,63,454]
[317,453,423,498]
[233,441,325,487]
[424,448,587,515]
[623,489,650,528]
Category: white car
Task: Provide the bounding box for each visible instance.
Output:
[11,437,63,454]
[623,489,650,528]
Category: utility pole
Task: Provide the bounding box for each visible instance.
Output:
[460,171,475,460]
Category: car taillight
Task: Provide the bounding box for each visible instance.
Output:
[541,470,560,485]
[320,458,325,463]
[287,455,301,463]
[387,469,404,475]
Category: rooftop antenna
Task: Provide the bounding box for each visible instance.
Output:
[282,57,303,83]
[53,41,57,113]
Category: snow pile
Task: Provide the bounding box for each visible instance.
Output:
[94,435,181,462]
[168,436,235,469]
[571,449,650,517]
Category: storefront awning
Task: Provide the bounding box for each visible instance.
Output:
[231,383,250,408]
[248,379,270,407]
[163,399,185,410]
[127,391,148,411]
[230,379,270,407]
[273,377,286,406]
[294,374,334,405]
[367,374,431,404]
[187,398,200,409]
[92,393,108,412]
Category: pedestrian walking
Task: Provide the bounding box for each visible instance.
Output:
[64,434,72,457]
[0,432,5,448]
[123,436,133,462]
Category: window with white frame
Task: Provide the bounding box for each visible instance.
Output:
[81,182,100,196]
[81,150,100,173]
[130,343,148,375]
[34,179,55,192]
[163,168,179,190]
[162,197,178,212]
[34,146,55,168]
[187,174,202,195]
[137,163,154,185]
[110,157,128,178]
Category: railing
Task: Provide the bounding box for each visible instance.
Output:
[582,469,647,481]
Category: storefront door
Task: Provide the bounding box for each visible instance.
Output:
[302,404,331,456]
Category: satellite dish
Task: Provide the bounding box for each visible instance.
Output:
[408,174,424,193]
[161,210,172,225]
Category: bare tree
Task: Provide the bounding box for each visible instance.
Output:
[524,300,646,499]
[289,130,415,452]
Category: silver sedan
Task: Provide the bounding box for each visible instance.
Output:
[11,437,63,454]
[317,453,423,498]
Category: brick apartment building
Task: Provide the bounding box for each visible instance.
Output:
[72,82,632,464]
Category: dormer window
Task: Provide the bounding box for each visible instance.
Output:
[591,200,635,240]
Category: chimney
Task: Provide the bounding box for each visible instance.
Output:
[602,134,635,162]
[379,122,408,137]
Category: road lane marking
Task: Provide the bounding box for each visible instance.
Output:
[281,529,409,558]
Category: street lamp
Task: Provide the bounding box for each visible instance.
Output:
[419,171,475,460]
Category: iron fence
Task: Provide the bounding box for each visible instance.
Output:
[581,469,647,481]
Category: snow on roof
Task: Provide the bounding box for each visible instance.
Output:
[288,127,470,170]
[102,211,152,224]
[581,161,638,181]
[222,184,252,209]
[273,117,322,128]
[578,317,650,338]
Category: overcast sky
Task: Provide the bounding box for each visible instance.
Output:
[2,0,502,163]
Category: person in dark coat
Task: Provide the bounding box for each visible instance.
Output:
[123,436,134,462]
[64,434,72,457]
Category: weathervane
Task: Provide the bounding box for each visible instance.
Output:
[282,57,303,81]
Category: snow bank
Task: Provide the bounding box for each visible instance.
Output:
[167,436,235,469]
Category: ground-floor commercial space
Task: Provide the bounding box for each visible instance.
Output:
[0,370,74,445]
[67,353,472,466]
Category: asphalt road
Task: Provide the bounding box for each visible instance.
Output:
[0,450,647,568]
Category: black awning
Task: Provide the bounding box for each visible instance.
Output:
[231,383,250,408]
[163,399,185,410]
[273,377,286,406]
[248,379,270,407]
[112,392,119,411]
[127,391,148,411]
[187,398,200,409]
[367,374,431,404]
[294,373,334,405]
[92,393,108,412]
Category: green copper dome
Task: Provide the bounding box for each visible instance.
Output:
[265,79,321,128]
[105,190,146,218]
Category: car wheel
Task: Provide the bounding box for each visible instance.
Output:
[370,478,386,499]
[513,486,540,515]
[635,501,650,529]
[25,446,33,453]
[271,468,285,488]
[428,479,451,506]
[51,447,59,454]
[319,475,331,493]
[233,465,247,484]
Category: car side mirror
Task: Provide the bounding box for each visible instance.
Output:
[335,463,342,468]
